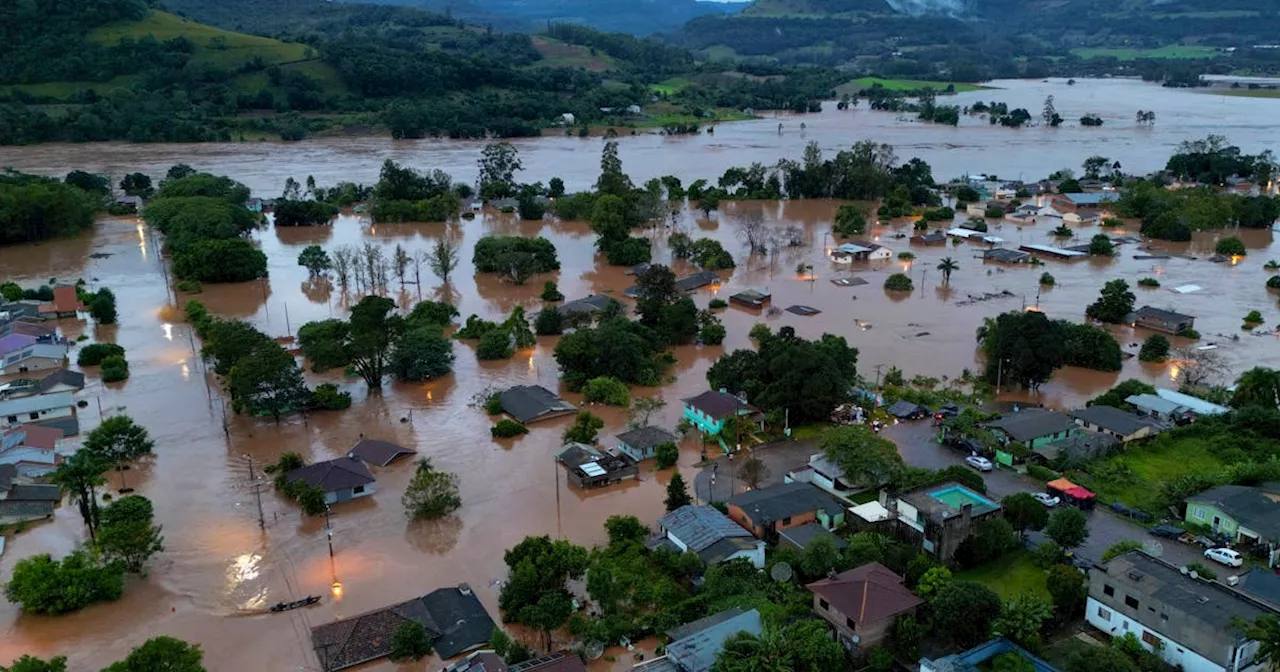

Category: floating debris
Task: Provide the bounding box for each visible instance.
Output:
[785,305,822,316]
[831,276,869,287]
[955,290,1016,307]
[1172,284,1203,294]
[1132,255,1170,260]
[89,252,113,259]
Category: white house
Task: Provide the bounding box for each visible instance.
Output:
[0,391,77,432]
[785,453,855,499]
[0,425,64,477]
[0,341,69,376]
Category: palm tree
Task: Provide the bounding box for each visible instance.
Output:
[937,257,959,286]
[975,316,997,345]
[713,629,792,672]
[1233,367,1280,409]
[51,451,109,542]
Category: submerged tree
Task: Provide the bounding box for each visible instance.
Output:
[51,451,109,541]
[82,415,154,491]
[429,238,460,285]
[402,458,462,520]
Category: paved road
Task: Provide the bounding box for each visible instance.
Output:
[691,422,1213,570]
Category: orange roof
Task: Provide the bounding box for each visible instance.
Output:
[1047,478,1078,491]
[16,424,63,450]
[38,286,85,315]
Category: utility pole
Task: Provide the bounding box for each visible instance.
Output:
[246,455,265,530]
[324,506,335,558]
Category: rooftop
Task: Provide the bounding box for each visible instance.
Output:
[1060,192,1119,205]
[901,482,1000,522]
[33,369,84,394]
[285,456,375,493]
[499,385,577,424]
[658,505,753,552]
[983,248,1032,263]
[558,294,617,316]
[665,608,762,672]
[555,442,636,481]
[682,390,756,422]
[1237,567,1280,610]
[727,482,846,525]
[0,391,76,417]
[615,426,678,452]
[1125,393,1186,416]
[347,438,415,467]
[1070,405,1160,436]
[1185,483,1280,540]
[778,522,848,551]
[806,562,923,625]
[986,408,1076,442]
[922,637,1060,672]
[1018,243,1088,258]
[1103,551,1275,634]
[0,333,36,354]
[885,400,924,418]
[1154,388,1229,416]
[1132,305,1195,323]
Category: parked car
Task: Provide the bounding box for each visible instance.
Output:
[934,404,959,421]
[1109,502,1153,523]
[1149,524,1184,539]
[1033,493,1060,507]
[965,455,993,472]
[1204,547,1244,568]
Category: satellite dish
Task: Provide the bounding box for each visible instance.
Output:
[585,642,604,660]
[770,562,793,583]
[1142,540,1164,557]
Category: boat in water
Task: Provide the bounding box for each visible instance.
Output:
[269,596,321,613]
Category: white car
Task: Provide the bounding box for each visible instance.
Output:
[1204,547,1243,568]
[965,455,993,472]
[1033,493,1060,507]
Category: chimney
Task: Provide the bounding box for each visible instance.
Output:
[458,583,473,596]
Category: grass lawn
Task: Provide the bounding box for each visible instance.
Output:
[91,11,311,67]
[650,77,694,95]
[1069,45,1221,61]
[789,423,830,441]
[1071,436,1226,513]
[530,36,615,71]
[836,77,986,95]
[956,550,1050,600]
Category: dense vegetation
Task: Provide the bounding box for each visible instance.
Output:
[0,171,98,245]
[142,171,267,283]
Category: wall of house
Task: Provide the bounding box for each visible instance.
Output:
[682,405,726,436]
[811,593,899,649]
[325,483,375,505]
[726,505,821,538]
[1074,420,1154,443]
[1085,597,1240,672]
[0,404,73,429]
[727,544,765,569]
[1027,427,1079,450]
[617,442,651,462]
[0,355,64,376]
[1185,503,1239,538]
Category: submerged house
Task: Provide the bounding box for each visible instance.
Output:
[832,242,891,262]
[0,390,78,435]
[1128,306,1196,335]
[728,289,770,309]
[0,334,69,376]
[615,426,679,462]
[555,442,638,488]
[284,456,376,504]
[347,438,415,467]
[499,385,577,424]
[681,390,762,438]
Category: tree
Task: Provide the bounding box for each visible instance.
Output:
[101,355,129,383]
[534,306,563,335]
[503,306,536,349]
[120,173,154,199]
[430,237,460,284]
[1233,367,1280,409]
[103,636,205,672]
[820,426,903,489]
[1083,155,1110,179]
[1216,236,1246,257]
[629,395,667,428]
[1042,95,1063,127]
[884,273,913,292]
[994,592,1053,649]
[388,623,434,662]
[713,620,843,672]
[736,455,770,489]
[932,581,1002,647]
[563,411,604,444]
[799,535,841,579]
[297,245,332,277]
[51,451,108,541]
[82,415,154,493]
[583,377,630,406]
[0,655,68,672]
[595,140,632,197]
[478,143,523,200]
[1045,507,1089,550]
[665,472,692,511]
[980,311,1065,390]
[4,550,124,615]
[348,295,404,390]
[1138,334,1170,362]
[96,495,164,573]
[917,566,952,599]
[203,319,274,374]
[90,288,117,324]
[936,257,958,286]
[655,442,679,469]
[227,344,310,420]
[79,342,126,366]
[1088,379,1156,410]
[1088,234,1115,257]
[1085,279,1135,324]
[401,457,461,520]
[498,536,588,649]
[1236,615,1280,672]
[389,327,454,381]
[1046,563,1086,620]
[833,204,866,237]
[1001,492,1049,538]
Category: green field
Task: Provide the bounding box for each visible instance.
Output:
[1070,45,1222,61]
[837,77,986,95]
[956,550,1050,600]
[650,77,694,95]
[530,36,616,71]
[1072,437,1226,513]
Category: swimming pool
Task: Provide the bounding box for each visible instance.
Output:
[929,485,998,512]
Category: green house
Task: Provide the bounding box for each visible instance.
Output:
[985,409,1079,450]
[1184,484,1280,567]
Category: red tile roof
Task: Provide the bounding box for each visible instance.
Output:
[16,424,62,450]
[38,286,85,315]
[806,562,923,625]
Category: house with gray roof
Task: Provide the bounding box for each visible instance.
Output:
[347,438,414,467]
[633,608,763,672]
[1128,306,1196,335]
[779,522,848,552]
[284,456,375,505]
[616,426,678,462]
[0,337,69,376]
[1185,483,1280,567]
[1126,393,1195,424]
[1070,405,1163,444]
[1087,551,1278,672]
[311,584,495,669]
[985,408,1078,449]
[726,482,846,541]
[652,505,764,568]
[1,369,85,401]
[499,385,577,424]
[557,294,618,318]
[0,391,77,434]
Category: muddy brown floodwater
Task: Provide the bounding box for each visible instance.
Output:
[0,78,1278,672]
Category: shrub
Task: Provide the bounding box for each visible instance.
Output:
[699,323,726,345]
[1244,310,1264,324]
[309,383,352,410]
[476,330,514,360]
[833,204,867,237]
[607,237,653,267]
[540,281,564,302]
[1039,272,1056,286]
[473,236,560,274]
[78,343,125,366]
[1268,275,1280,289]
[1215,237,1245,257]
[884,273,914,292]
[1137,277,1160,287]
[1027,465,1060,482]
[1101,217,1122,227]
[175,279,203,294]
[984,205,1004,218]
[389,622,434,662]
[534,306,564,335]
[708,298,728,310]
[583,377,631,406]
[1180,327,1201,339]
[1052,225,1072,237]
[1186,562,1217,581]
[1138,335,1170,362]
[897,252,915,261]
[491,419,528,438]
[455,315,500,339]
[748,323,771,341]
[4,551,125,614]
[100,355,129,382]
[654,442,679,469]
[483,393,503,415]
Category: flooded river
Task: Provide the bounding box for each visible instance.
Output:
[0,78,1278,671]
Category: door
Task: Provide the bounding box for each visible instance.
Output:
[1212,516,1221,530]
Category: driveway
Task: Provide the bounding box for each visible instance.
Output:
[690,422,1212,571]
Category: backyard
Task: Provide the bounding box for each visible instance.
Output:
[956,550,1050,600]
[1069,435,1227,515]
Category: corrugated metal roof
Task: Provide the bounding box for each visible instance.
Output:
[658,505,752,552]
[0,391,75,416]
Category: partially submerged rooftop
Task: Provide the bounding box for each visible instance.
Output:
[664,608,762,672]
[499,385,576,424]
[285,456,375,493]
[347,438,415,467]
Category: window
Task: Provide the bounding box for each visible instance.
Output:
[5,416,15,424]
[1125,596,1140,609]
[1104,584,1115,597]
[1142,631,1160,647]
[1194,508,1205,520]
[29,412,39,420]
[846,617,856,630]
[819,599,829,611]
[1161,613,1168,621]
[352,485,365,494]
[782,517,792,526]
[1096,606,1112,620]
